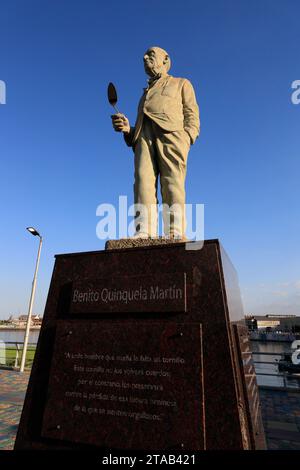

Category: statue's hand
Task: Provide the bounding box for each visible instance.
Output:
[111,113,130,134]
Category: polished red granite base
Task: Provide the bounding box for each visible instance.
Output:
[15,240,266,450]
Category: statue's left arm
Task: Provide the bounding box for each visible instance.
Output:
[181,79,200,145]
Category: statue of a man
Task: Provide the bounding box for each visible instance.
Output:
[111,46,200,238]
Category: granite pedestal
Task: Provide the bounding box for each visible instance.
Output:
[15,239,266,450]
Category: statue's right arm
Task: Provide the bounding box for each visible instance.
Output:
[123,93,146,148]
[123,127,135,147]
[111,113,135,147]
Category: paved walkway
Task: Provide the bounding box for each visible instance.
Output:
[0,369,30,450]
[1,369,300,450]
[259,388,300,450]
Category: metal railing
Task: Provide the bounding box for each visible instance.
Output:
[252,351,300,390]
[250,331,300,342]
[0,341,37,369]
[1,341,299,388]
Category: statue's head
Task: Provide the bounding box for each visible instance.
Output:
[143,47,171,78]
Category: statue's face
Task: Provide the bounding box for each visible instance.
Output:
[143,48,167,77]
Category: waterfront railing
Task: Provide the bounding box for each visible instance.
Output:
[0,341,36,369]
[252,351,300,391]
[250,331,300,342]
[1,341,299,391]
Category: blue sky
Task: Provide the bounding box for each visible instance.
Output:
[0,0,299,319]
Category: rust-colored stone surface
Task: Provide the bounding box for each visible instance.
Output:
[15,239,266,450]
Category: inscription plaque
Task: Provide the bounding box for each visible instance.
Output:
[42,320,204,450]
[70,273,187,314]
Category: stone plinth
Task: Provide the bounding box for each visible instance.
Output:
[15,240,266,450]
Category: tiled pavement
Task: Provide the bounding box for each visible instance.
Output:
[0,368,300,450]
[0,369,30,450]
[259,389,300,450]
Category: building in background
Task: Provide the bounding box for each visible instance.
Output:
[0,315,43,328]
[245,314,300,332]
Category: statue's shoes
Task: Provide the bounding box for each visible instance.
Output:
[132,232,150,239]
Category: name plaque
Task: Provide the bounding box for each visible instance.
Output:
[70,273,187,314]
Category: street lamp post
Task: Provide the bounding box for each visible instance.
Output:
[19,227,43,373]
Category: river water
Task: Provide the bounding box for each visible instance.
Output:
[0,329,40,344]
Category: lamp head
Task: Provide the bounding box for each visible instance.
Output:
[26,227,41,237]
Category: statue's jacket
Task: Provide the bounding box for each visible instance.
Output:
[124,74,200,148]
